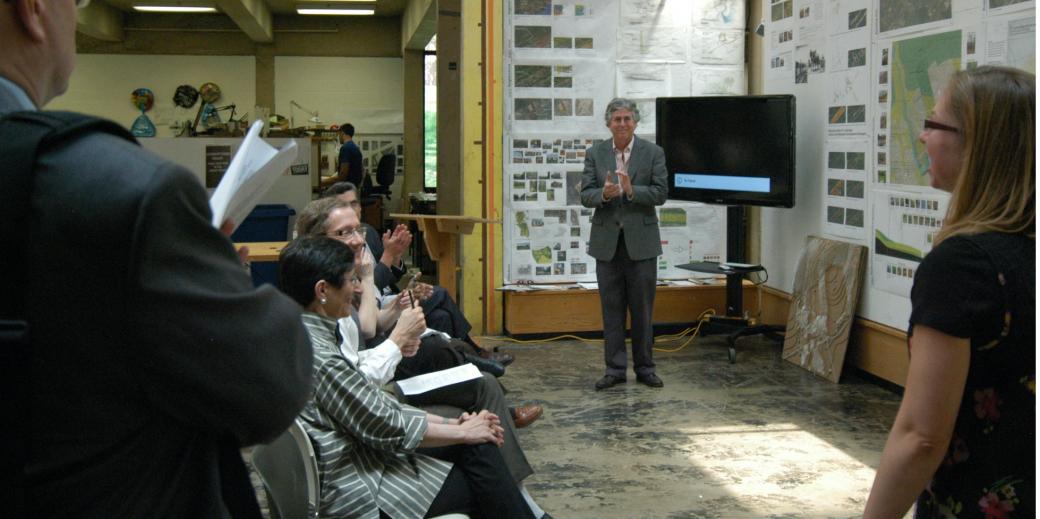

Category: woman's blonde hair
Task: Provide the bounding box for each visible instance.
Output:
[935,65,1034,245]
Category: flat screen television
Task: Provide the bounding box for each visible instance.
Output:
[656,95,796,208]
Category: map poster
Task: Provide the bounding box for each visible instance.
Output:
[877,0,953,36]
[883,30,961,188]
[870,189,949,297]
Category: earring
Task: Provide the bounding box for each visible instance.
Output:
[320,297,327,305]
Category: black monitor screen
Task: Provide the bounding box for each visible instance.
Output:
[656,95,795,208]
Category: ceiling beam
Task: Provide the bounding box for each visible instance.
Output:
[76,1,124,42]
[214,0,273,42]
[401,0,435,51]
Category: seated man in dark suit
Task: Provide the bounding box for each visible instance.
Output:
[321,181,514,367]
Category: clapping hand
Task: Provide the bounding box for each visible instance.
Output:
[382,224,412,257]
[602,173,622,201]
[616,169,633,198]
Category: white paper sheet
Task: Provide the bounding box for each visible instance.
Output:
[209,120,299,231]
[395,363,483,396]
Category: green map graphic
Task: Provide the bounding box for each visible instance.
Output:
[659,208,687,227]
[515,211,529,238]
[889,30,960,187]
[531,246,553,264]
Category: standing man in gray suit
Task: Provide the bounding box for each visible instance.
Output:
[580,98,668,390]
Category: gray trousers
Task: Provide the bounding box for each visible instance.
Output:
[394,372,534,484]
[595,234,657,378]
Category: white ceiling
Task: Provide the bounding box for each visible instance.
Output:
[78,0,407,42]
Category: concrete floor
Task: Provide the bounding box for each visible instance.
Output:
[487,334,905,519]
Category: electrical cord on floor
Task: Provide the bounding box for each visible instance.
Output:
[486,308,719,354]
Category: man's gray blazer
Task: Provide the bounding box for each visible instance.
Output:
[579,135,668,261]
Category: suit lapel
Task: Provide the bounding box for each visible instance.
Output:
[628,137,645,182]
[599,140,617,184]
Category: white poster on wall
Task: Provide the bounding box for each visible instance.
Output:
[823,139,870,242]
[503,0,749,285]
[984,13,1036,70]
[692,0,746,29]
[870,189,949,297]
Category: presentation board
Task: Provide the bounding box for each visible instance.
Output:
[757,0,1035,329]
[502,0,749,284]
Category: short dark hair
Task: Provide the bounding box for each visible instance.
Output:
[278,236,355,308]
[321,181,358,199]
[339,123,355,137]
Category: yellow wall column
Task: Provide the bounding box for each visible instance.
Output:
[459,0,487,334]
[480,0,504,335]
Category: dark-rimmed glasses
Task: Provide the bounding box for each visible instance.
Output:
[923,119,959,133]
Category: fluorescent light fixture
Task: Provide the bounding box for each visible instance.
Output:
[133,5,217,12]
[296,7,374,15]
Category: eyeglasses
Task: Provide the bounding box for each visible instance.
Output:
[328,228,364,240]
[923,118,959,133]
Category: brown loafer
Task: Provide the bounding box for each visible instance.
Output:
[510,404,543,428]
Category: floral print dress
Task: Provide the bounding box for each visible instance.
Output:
[908,232,1034,518]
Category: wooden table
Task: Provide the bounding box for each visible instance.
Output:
[389,214,499,299]
[236,241,288,262]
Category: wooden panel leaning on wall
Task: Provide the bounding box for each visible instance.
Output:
[759,285,909,387]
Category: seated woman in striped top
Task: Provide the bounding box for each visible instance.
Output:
[277,235,536,519]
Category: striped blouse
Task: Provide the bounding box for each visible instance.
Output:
[299,312,452,519]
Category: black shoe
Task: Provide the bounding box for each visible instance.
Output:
[594,374,626,390]
[636,373,663,388]
[491,352,515,366]
[478,349,514,366]
[464,354,506,377]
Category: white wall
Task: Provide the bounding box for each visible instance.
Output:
[273,56,404,134]
[141,137,313,232]
[50,54,256,138]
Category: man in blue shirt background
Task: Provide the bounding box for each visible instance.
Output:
[324,122,364,189]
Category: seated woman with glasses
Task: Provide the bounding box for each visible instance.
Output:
[277,235,536,519]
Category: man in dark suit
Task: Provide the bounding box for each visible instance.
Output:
[580,98,668,390]
[1,1,313,515]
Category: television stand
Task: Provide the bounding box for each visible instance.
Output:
[676,206,784,363]
[677,261,785,362]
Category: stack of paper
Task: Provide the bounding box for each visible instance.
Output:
[209,120,299,231]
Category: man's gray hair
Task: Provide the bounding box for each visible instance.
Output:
[603,98,641,125]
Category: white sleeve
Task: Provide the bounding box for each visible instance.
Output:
[356,339,403,386]
[337,316,402,386]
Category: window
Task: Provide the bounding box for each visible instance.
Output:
[423,36,437,191]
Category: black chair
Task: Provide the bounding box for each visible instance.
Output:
[363,153,395,200]
[361,153,395,232]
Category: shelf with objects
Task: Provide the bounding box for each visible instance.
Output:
[659,95,795,363]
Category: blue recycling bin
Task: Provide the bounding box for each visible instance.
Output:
[230,204,296,287]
